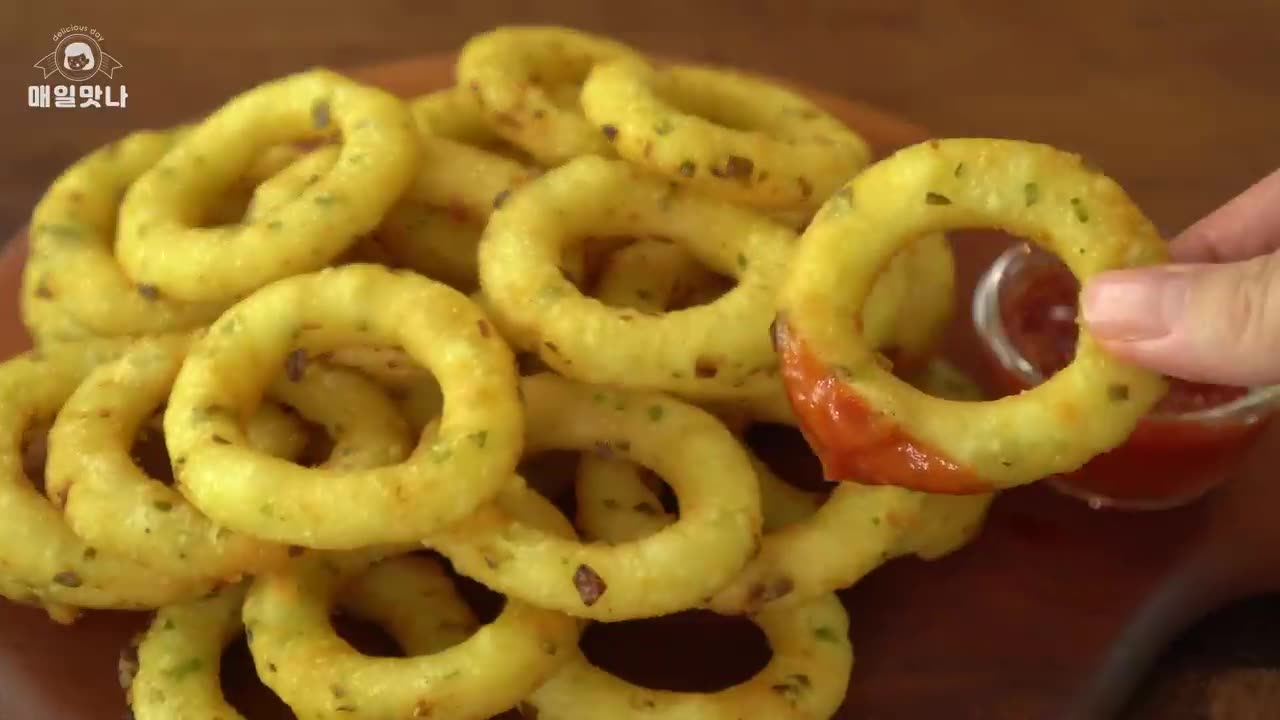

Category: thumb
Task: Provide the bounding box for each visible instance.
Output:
[1080,252,1280,386]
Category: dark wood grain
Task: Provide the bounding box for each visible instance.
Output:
[3,51,1280,720]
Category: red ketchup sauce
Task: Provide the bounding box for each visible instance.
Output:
[774,318,993,495]
[991,262,1270,506]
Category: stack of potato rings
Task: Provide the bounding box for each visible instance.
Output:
[3,23,1172,720]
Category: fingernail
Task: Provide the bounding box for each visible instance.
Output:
[1081,268,1191,341]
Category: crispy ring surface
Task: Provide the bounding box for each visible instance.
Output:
[577,359,994,613]
[582,59,871,212]
[457,26,644,164]
[479,156,793,401]
[527,593,853,720]
[0,341,218,621]
[431,373,763,620]
[116,69,419,302]
[378,133,538,290]
[588,229,955,427]
[777,138,1170,492]
[164,264,521,548]
[247,536,579,719]
[48,333,412,581]
[21,131,227,338]
[128,555,480,720]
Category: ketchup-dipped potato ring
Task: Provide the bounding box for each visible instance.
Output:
[21,131,226,339]
[0,341,220,622]
[526,593,852,720]
[164,264,522,548]
[128,555,481,720]
[457,26,643,165]
[247,526,579,719]
[479,156,793,401]
[431,373,763,621]
[777,138,1169,493]
[48,333,412,581]
[116,69,419,303]
[582,58,871,212]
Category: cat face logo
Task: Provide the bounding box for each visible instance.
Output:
[35,32,122,82]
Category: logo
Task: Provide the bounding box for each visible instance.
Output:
[28,26,128,110]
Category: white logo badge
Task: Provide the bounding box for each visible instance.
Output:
[29,26,128,110]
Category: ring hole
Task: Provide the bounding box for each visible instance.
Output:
[519,449,582,513]
[131,414,177,485]
[220,635,296,719]
[22,422,50,494]
[331,614,406,658]
[581,610,771,692]
[584,236,738,313]
[744,423,830,495]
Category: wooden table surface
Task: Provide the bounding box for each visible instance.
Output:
[3,1,1279,717]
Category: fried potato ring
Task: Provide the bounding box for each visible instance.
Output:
[164,264,522,548]
[128,555,480,720]
[320,345,446,434]
[430,373,763,620]
[576,358,992,613]
[378,134,540,290]
[526,593,852,720]
[246,538,579,719]
[592,237,724,315]
[777,138,1170,493]
[576,448,820,547]
[410,86,538,163]
[116,69,419,302]
[47,333,412,581]
[589,226,955,427]
[0,341,220,622]
[21,130,226,339]
[20,289,100,346]
[457,26,644,165]
[582,58,871,212]
[479,156,793,401]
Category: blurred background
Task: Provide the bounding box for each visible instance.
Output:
[2,1,1279,717]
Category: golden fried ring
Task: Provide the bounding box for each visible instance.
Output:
[164,264,522,548]
[431,373,763,620]
[0,341,218,622]
[592,237,723,316]
[777,138,1169,493]
[588,230,956,428]
[575,449,821,547]
[127,554,480,720]
[410,87,537,164]
[319,345,446,435]
[48,333,412,580]
[479,156,793,401]
[582,58,871,212]
[577,358,994,614]
[378,134,539,290]
[247,535,579,719]
[20,289,100,346]
[21,131,226,338]
[527,593,852,720]
[116,69,419,302]
[457,26,644,165]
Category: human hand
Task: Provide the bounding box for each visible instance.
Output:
[1081,168,1280,386]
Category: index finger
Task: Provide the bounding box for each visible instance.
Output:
[1170,167,1280,262]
